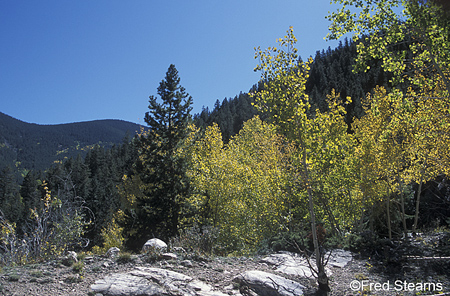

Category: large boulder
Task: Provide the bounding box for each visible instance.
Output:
[90,273,165,296]
[91,267,229,296]
[234,270,306,296]
[261,252,336,278]
[142,238,167,252]
[106,247,121,259]
[326,249,352,268]
[261,253,315,278]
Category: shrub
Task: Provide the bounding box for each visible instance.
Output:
[91,216,124,255]
[30,270,43,278]
[7,272,20,282]
[0,180,89,266]
[171,224,220,255]
[142,249,161,263]
[0,216,28,265]
[116,252,133,264]
[263,229,309,254]
[72,261,84,274]
[27,181,89,260]
[65,274,82,283]
[341,230,389,256]
[438,232,450,256]
[77,252,87,261]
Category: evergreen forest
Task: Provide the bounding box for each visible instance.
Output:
[1,3,450,291]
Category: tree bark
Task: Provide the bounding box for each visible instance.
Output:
[301,147,329,293]
[413,178,423,233]
[386,183,392,240]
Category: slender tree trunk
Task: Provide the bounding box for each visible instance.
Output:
[301,148,329,293]
[398,177,407,236]
[357,190,367,233]
[413,178,423,233]
[318,189,340,236]
[386,183,392,240]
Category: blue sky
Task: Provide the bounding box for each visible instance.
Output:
[1,1,345,125]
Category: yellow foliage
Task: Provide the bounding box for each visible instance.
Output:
[185,117,293,254]
[92,216,124,254]
[252,27,360,234]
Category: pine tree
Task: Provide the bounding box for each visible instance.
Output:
[20,170,42,223]
[0,166,23,225]
[131,64,192,245]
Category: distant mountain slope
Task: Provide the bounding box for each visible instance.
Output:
[0,112,144,172]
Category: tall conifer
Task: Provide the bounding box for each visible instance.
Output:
[138,64,192,240]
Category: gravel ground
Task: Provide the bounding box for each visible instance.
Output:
[0,248,449,296]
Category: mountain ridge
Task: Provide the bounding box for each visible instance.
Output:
[0,111,145,173]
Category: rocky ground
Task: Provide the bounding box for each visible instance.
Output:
[0,234,449,296]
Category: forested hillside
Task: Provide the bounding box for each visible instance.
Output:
[194,37,389,141]
[0,112,144,173]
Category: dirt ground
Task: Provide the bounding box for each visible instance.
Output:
[1,235,450,296]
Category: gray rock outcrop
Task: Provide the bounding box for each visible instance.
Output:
[91,244,352,296]
[91,267,229,296]
[142,238,167,252]
[233,270,306,296]
[261,253,318,278]
[326,249,352,268]
[260,250,352,278]
[106,247,121,259]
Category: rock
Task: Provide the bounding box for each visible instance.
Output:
[91,273,166,296]
[161,252,177,260]
[142,238,167,252]
[262,252,332,279]
[275,262,315,278]
[131,266,192,281]
[91,266,227,296]
[261,253,294,266]
[187,280,213,292]
[61,251,78,266]
[102,260,114,268]
[173,246,186,253]
[326,249,352,268]
[234,270,305,296]
[106,247,121,259]
[181,259,193,267]
[68,251,78,261]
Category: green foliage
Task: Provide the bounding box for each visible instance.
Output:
[193,93,258,143]
[327,0,450,238]
[0,216,27,266]
[0,111,142,173]
[264,229,309,254]
[7,272,20,282]
[27,181,89,260]
[253,26,358,237]
[0,179,89,266]
[171,224,220,255]
[185,116,293,255]
[0,166,23,226]
[120,64,193,249]
[91,216,124,255]
[3,0,450,262]
[71,261,84,274]
[116,252,133,264]
[327,0,450,93]
[341,231,379,253]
